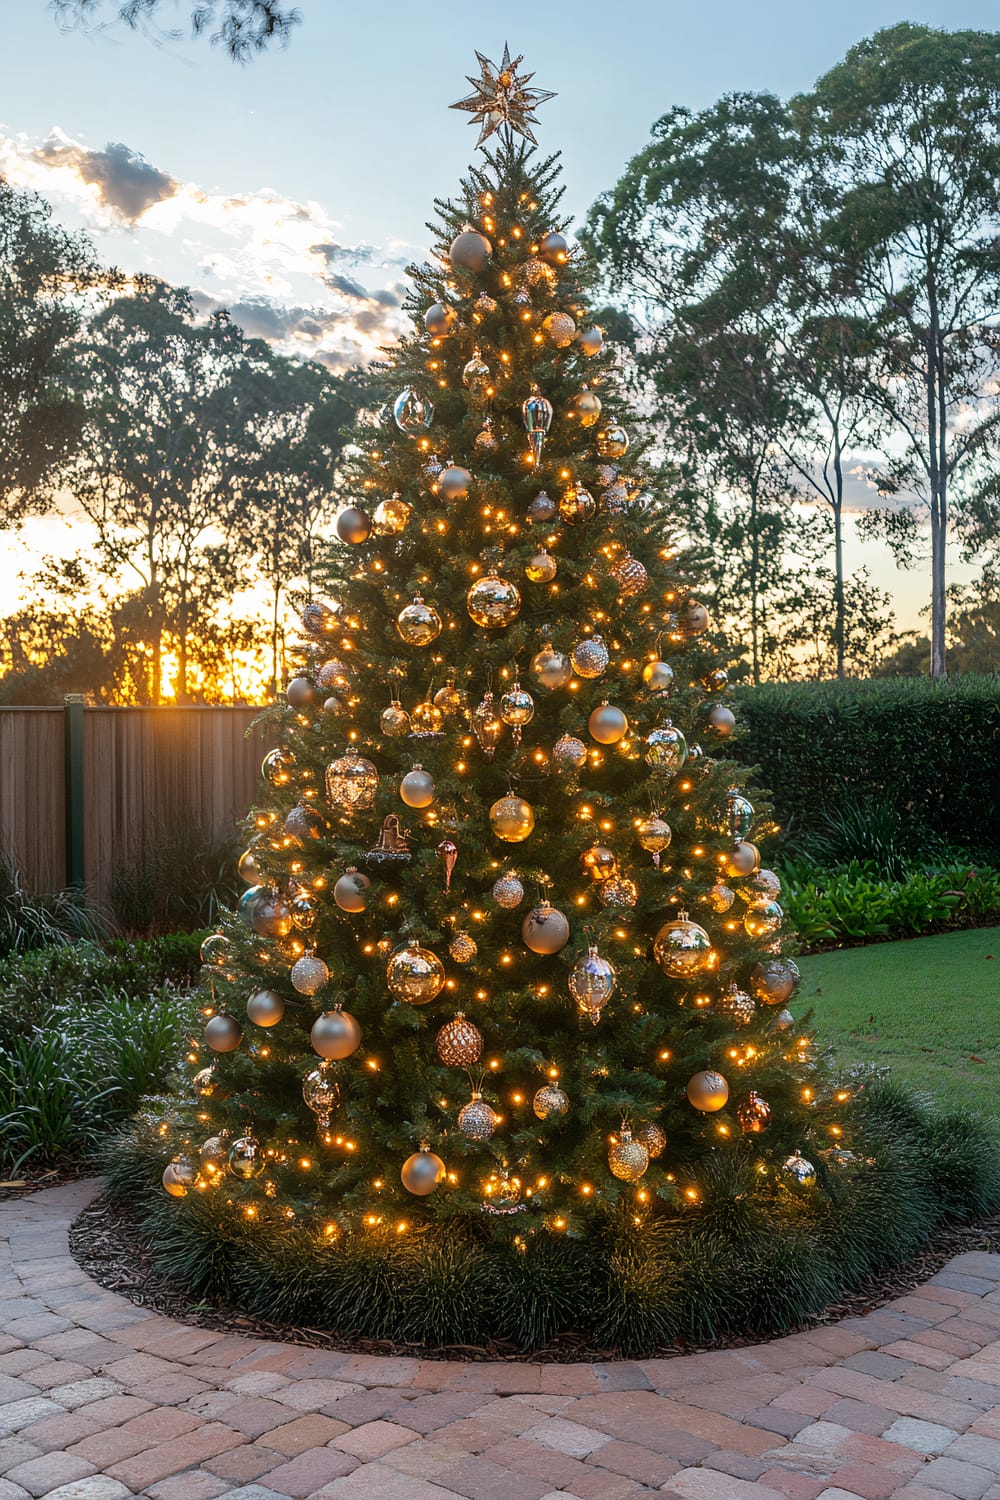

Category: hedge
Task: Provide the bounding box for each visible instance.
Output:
[727,675,1000,858]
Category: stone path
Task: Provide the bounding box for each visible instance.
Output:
[3,1183,1000,1500]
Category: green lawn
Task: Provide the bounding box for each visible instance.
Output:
[796,927,1000,1115]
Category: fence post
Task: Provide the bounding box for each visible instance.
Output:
[64,695,86,890]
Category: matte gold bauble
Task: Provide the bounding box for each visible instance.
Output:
[458,1092,497,1141]
[750,958,800,1005]
[424,300,458,337]
[325,752,378,812]
[588,702,628,743]
[286,675,315,708]
[553,734,587,768]
[386,943,445,1004]
[521,901,570,955]
[597,875,638,909]
[246,988,285,1027]
[636,1122,667,1159]
[372,496,411,534]
[489,794,535,842]
[653,914,714,977]
[436,1013,483,1067]
[400,765,436,808]
[642,659,675,694]
[450,229,492,272]
[291,952,330,996]
[228,1135,266,1180]
[597,424,629,459]
[542,311,577,347]
[725,842,760,878]
[334,868,371,912]
[704,703,736,737]
[467,573,521,628]
[744,900,783,938]
[397,596,442,646]
[576,324,604,356]
[686,1070,730,1112]
[335,506,371,544]
[566,387,602,427]
[525,548,557,583]
[580,844,618,881]
[559,484,596,524]
[381,700,410,737]
[636,814,672,864]
[205,1013,243,1052]
[492,871,524,907]
[311,1007,362,1060]
[571,635,609,678]
[438,464,473,501]
[449,931,478,963]
[533,1083,570,1119]
[531,643,572,691]
[401,1145,446,1195]
[608,1127,649,1182]
[737,1091,772,1134]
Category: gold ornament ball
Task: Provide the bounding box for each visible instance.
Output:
[687,1070,730,1112]
[438,464,473,501]
[397,597,442,646]
[334,868,371,912]
[597,875,638,909]
[335,506,371,545]
[737,1091,772,1134]
[228,1135,266,1180]
[500,685,534,727]
[424,300,458,337]
[568,944,616,1012]
[718,985,755,1025]
[325,752,379,812]
[553,734,587,768]
[751,958,800,1005]
[531,644,572,691]
[449,931,478,963]
[291,893,316,930]
[740,868,782,903]
[580,843,618,881]
[467,574,521,629]
[237,848,261,885]
[252,893,293,938]
[636,814,672,858]
[400,765,435,808]
[704,703,736,736]
[450,229,492,273]
[246,988,286,1027]
[489,794,535,843]
[610,552,648,597]
[401,1146,446,1195]
[725,841,761,878]
[492,871,524,907]
[597,424,629,459]
[291,953,329,996]
[608,1127,649,1182]
[316,657,350,691]
[285,675,315,708]
[576,324,604,356]
[653,915,714,978]
[436,1014,483,1067]
[411,699,445,735]
[372,496,411,534]
[642,659,675,694]
[571,635,609,678]
[559,484,596,524]
[744,899,783,938]
[542,311,577,347]
[636,1122,667,1159]
[521,902,571,955]
[588,702,628,743]
[533,1083,570,1120]
[386,943,446,1004]
[566,388,602,427]
[483,1168,522,1208]
[458,1093,497,1141]
[204,1013,243,1053]
[683,600,711,636]
[704,881,736,913]
[539,229,569,264]
[783,1152,817,1189]
[311,1008,362,1060]
[200,932,230,967]
[645,722,687,772]
[199,1135,230,1176]
[162,1160,190,1198]
[433,682,467,716]
[525,548,557,583]
[527,489,558,523]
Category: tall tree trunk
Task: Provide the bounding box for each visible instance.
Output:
[749,478,761,686]
[832,434,846,678]
[926,294,947,680]
[271,581,281,699]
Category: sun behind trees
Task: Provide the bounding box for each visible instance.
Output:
[123,52,997,1352]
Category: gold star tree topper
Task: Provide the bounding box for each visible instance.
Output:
[451,44,556,147]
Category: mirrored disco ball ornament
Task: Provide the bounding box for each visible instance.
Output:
[386,943,445,1004]
[228,1135,266,1179]
[608,1127,649,1181]
[291,952,329,996]
[325,752,378,812]
[397,596,442,646]
[636,1121,667,1159]
[436,1013,483,1067]
[533,1082,570,1119]
[401,1144,446,1195]
[571,635,609,678]
[492,871,524,908]
[458,1092,497,1141]
[393,386,434,434]
[467,573,521,628]
[654,913,714,977]
[302,1063,340,1128]
[553,734,587,768]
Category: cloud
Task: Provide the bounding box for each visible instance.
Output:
[30,133,179,222]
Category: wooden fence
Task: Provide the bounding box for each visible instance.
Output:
[0,703,272,909]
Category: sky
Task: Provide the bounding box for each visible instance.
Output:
[1,0,995,631]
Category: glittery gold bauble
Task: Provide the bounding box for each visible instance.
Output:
[725,842,761,878]
[597,424,629,459]
[334,868,371,912]
[438,464,473,501]
[566,388,602,427]
[521,901,570,954]
[228,1135,266,1180]
[597,875,638,909]
[588,702,628,743]
[580,844,617,881]
[449,932,478,963]
[568,944,616,1015]
[718,985,755,1025]
[467,573,521,628]
[199,1135,230,1176]
[686,1070,730,1112]
[653,915,714,977]
[458,1092,497,1141]
[489,794,535,842]
[474,292,498,318]
[744,900,783,938]
[400,765,435,808]
[703,881,735,914]
[474,419,498,453]
[533,1083,570,1119]
[386,943,445,1005]
[559,484,596,524]
[531,643,572,691]
[316,657,351,692]
[326,752,378,812]
[311,1008,362,1060]
[291,952,329,996]
[401,1146,446,1195]
[397,596,442,646]
[608,1127,649,1182]
[492,871,524,907]
[642,659,675,694]
[424,300,458,337]
[739,868,782,904]
[381,701,410,737]
[436,1013,483,1067]
[750,958,800,1005]
[525,548,557,582]
[433,682,468,716]
[204,1013,243,1052]
[645,722,687,772]
[542,311,577,347]
[610,552,648,596]
[783,1152,817,1189]
[737,1091,772,1134]
[372,496,412,534]
[576,325,603,355]
[571,635,609,678]
[636,1122,667,1159]
[601,479,629,515]
[246,988,285,1027]
[553,734,587,768]
[636,814,672,861]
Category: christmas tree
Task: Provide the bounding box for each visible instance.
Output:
[133,50,997,1351]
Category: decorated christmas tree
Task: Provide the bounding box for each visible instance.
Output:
[128,51,996,1351]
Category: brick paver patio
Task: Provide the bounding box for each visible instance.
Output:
[3,1182,1000,1499]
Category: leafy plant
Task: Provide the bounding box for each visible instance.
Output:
[781,861,997,949]
[0,857,109,958]
[110,824,240,935]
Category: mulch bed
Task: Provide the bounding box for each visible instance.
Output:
[67,1192,1000,1364]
